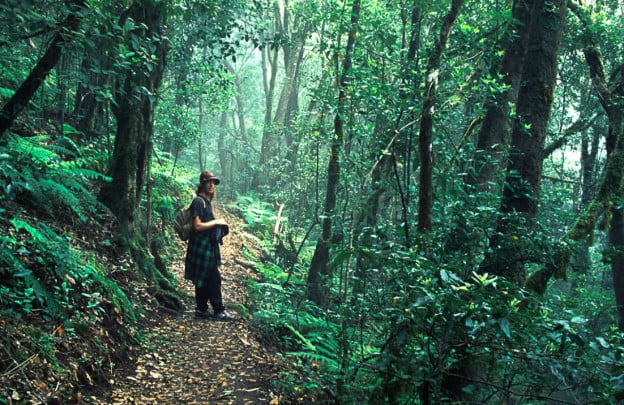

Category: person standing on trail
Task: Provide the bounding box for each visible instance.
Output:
[184,171,234,321]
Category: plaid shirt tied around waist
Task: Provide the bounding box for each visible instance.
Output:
[184,196,221,288]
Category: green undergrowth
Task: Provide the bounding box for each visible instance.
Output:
[0,133,187,404]
[226,195,279,242]
[248,252,624,403]
[235,194,624,404]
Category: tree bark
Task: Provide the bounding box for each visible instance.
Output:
[251,2,281,190]
[417,0,464,233]
[590,50,624,330]
[502,0,568,220]
[73,57,100,138]
[253,1,308,188]
[306,0,361,307]
[0,0,87,136]
[223,59,249,163]
[98,1,168,239]
[197,98,205,172]
[283,24,308,174]
[481,0,568,285]
[468,0,535,190]
[525,26,624,296]
[402,0,421,243]
[218,111,228,182]
[273,21,305,129]
[610,205,624,331]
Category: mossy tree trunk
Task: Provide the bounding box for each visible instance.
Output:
[467,0,534,191]
[97,1,183,311]
[610,203,624,331]
[223,59,249,182]
[253,2,308,189]
[277,18,307,177]
[480,0,568,285]
[99,0,168,241]
[352,0,422,292]
[583,49,624,328]
[524,8,624,299]
[527,45,624,316]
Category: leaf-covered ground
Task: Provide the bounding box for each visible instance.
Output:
[89,206,285,404]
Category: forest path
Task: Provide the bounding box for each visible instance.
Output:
[93,205,284,404]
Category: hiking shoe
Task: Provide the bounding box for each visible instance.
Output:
[195,310,212,319]
[214,310,235,321]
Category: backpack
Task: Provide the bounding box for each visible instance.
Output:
[173,197,206,241]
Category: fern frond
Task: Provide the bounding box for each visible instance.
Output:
[49,136,81,158]
[61,123,81,136]
[285,323,317,351]
[11,218,49,243]
[56,169,99,203]
[288,350,341,371]
[63,166,110,182]
[39,178,86,222]
[56,172,91,194]
[0,158,21,199]
[15,136,59,166]
[314,335,341,359]
[0,87,14,97]
[87,264,136,322]
[24,273,63,318]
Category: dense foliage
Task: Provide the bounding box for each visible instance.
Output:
[2,0,624,403]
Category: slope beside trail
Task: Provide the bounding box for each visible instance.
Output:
[93,205,285,404]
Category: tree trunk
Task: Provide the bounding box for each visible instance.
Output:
[197,98,205,173]
[446,0,535,254]
[582,49,624,329]
[251,4,281,190]
[481,0,568,285]
[417,2,467,401]
[468,0,535,190]
[283,28,307,175]
[273,23,305,129]
[0,0,86,136]
[73,57,99,138]
[98,1,167,240]
[306,0,361,307]
[524,37,624,294]
[502,0,568,220]
[223,59,249,160]
[569,86,603,277]
[417,0,464,233]
[610,206,624,331]
[391,0,422,249]
[218,111,228,183]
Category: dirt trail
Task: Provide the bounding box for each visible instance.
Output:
[93,205,284,404]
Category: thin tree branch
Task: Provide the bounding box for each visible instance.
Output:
[0,0,87,136]
[543,113,600,157]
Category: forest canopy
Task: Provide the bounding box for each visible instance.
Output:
[2,0,624,403]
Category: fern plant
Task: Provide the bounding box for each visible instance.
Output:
[1,134,108,226]
[227,195,278,240]
[0,133,143,402]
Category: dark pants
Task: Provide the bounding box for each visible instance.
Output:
[195,268,224,314]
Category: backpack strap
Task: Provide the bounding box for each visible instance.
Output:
[194,195,207,209]
[191,195,209,221]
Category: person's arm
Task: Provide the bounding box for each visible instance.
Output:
[192,216,227,232]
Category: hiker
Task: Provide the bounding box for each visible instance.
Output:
[184,171,233,321]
